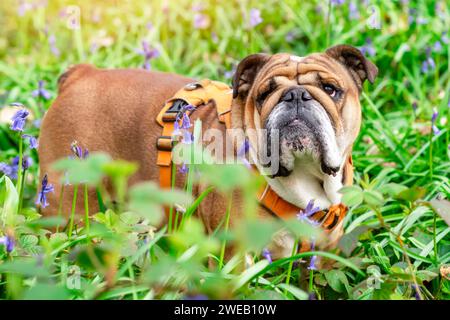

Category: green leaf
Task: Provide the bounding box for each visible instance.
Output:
[283,218,323,241]
[19,234,38,249]
[324,269,350,294]
[339,186,363,207]
[25,216,66,229]
[338,225,371,256]
[233,260,268,291]
[277,283,308,300]
[22,283,71,300]
[170,218,219,258]
[429,199,450,227]
[52,152,111,185]
[142,255,178,285]
[1,176,18,227]
[363,190,384,207]
[128,182,192,225]
[102,160,138,179]
[372,282,397,300]
[69,244,115,272]
[379,183,408,197]
[416,269,438,282]
[236,219,281,251]
[0,259,51,278]
[396,186,427,202]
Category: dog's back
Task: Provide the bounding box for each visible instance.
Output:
[38,64,192,216]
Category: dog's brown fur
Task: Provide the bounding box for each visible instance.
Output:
[39,46,377,257]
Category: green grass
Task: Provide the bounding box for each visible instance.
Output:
[0,0,449,300]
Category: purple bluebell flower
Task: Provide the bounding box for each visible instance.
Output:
[416,17,428,25]
[348,1,359,20]
[13,156,33,171]
[70,141,89,159]
[191,4,204,12]
[248,8,262,28]
[285,31,295,43]
[331,0,345,5]
[224,64,237,79]
[441,32,449,45]
[433,41,442,52]
[146,22,153,30]
[407,8,427,26]
[17,0,33,16]
[308,240,317,270]
[412,285,421,300]
[407,9,416,26]
[431,108,440,135]
[137,41,160,70]
[431,108,438,123]
[412,101,418,113]
[33,119,42,129]
[179,163,189,174]
[0,162,17,179]
[193,13,209,29]
[297,199,321,226]
[10,109,29,132]
[35,174,54,208]
[0,156,32,179]
[308,292,317,300]
[262,248,272,263]
[237,139,251,169]
[360,38,376,57]
[0,235,15,253]
[181,113,192,130]
[10,102,24,107]
[182,130,194,144]
[211,32,218,43]
[48,34,60,57]
[173,105,195,144]
[32,80,52,100]
[22,134,38,149]
[421,48,436,74]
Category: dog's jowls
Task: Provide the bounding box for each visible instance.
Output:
[38,45,377,258]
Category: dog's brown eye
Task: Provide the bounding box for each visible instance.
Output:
[256,79,277,107]
[323,84,337,97]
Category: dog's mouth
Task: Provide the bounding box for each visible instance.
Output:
[282,117,320,154]
[263,103,342,178]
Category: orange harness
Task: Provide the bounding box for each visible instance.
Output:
[156,80,350,232]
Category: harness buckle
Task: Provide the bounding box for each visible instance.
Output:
[156,135,174,151]
[162,99,189,122]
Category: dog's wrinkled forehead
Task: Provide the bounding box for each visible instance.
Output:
[232,45,378,100]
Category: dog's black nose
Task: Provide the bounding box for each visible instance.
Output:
[281,87,312,103]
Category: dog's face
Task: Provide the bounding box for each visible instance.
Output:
[232,45,378,179]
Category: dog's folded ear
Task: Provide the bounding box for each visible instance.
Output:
[232,53,271,99]
[325,44,378,90]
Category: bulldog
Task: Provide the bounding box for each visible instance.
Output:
[38,45,377,257]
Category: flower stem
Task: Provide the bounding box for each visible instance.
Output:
[372,205,423,300]
[429,132,433,180]
[168,161,177,233]
[309,269,314,293]
[284,239,299,295]
[16,135,23,192]
[56,184,65,232]
[17,168,27,215]
[433,211,438,265]
[84,184,90,237]
[68,184,79,239]
[218,196,233,269]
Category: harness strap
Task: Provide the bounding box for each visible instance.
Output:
[155,79,351,230]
